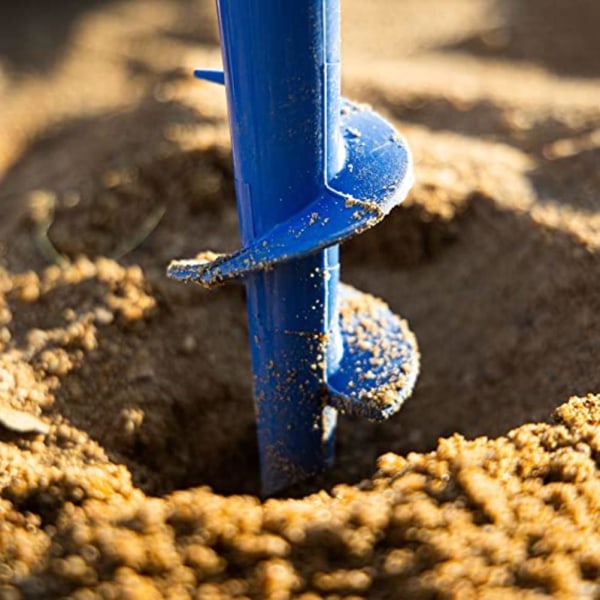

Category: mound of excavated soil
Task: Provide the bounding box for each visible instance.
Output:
[0,0,599,598]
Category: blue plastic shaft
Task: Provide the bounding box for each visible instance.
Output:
[216,0,343,494]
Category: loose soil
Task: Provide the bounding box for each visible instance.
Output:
[0,0,599,598]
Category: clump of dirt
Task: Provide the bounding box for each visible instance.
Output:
[3,254,257,498]
[0,0,599,597]
[3,396,600,599]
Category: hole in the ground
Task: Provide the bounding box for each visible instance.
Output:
[4,113,599,499]
[6,185,599,498]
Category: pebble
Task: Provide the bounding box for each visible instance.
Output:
[181,334,197,355]
[94,307,114,326]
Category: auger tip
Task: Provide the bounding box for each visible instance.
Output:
[166,251,223,284]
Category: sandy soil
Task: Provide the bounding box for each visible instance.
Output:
[0,0,599,598]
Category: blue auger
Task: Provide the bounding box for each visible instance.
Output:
[168,0,419,495]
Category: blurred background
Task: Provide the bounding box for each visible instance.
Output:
[1,0,599,174]
[1,0,599,221]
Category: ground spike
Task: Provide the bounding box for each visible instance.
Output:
[168,0,419,495]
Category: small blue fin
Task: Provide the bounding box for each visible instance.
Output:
[193,69,225,85]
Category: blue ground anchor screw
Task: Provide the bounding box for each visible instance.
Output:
[168,0,420,495]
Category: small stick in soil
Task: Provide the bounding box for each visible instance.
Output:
[111,204,166,260]
[28,190,68,266]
